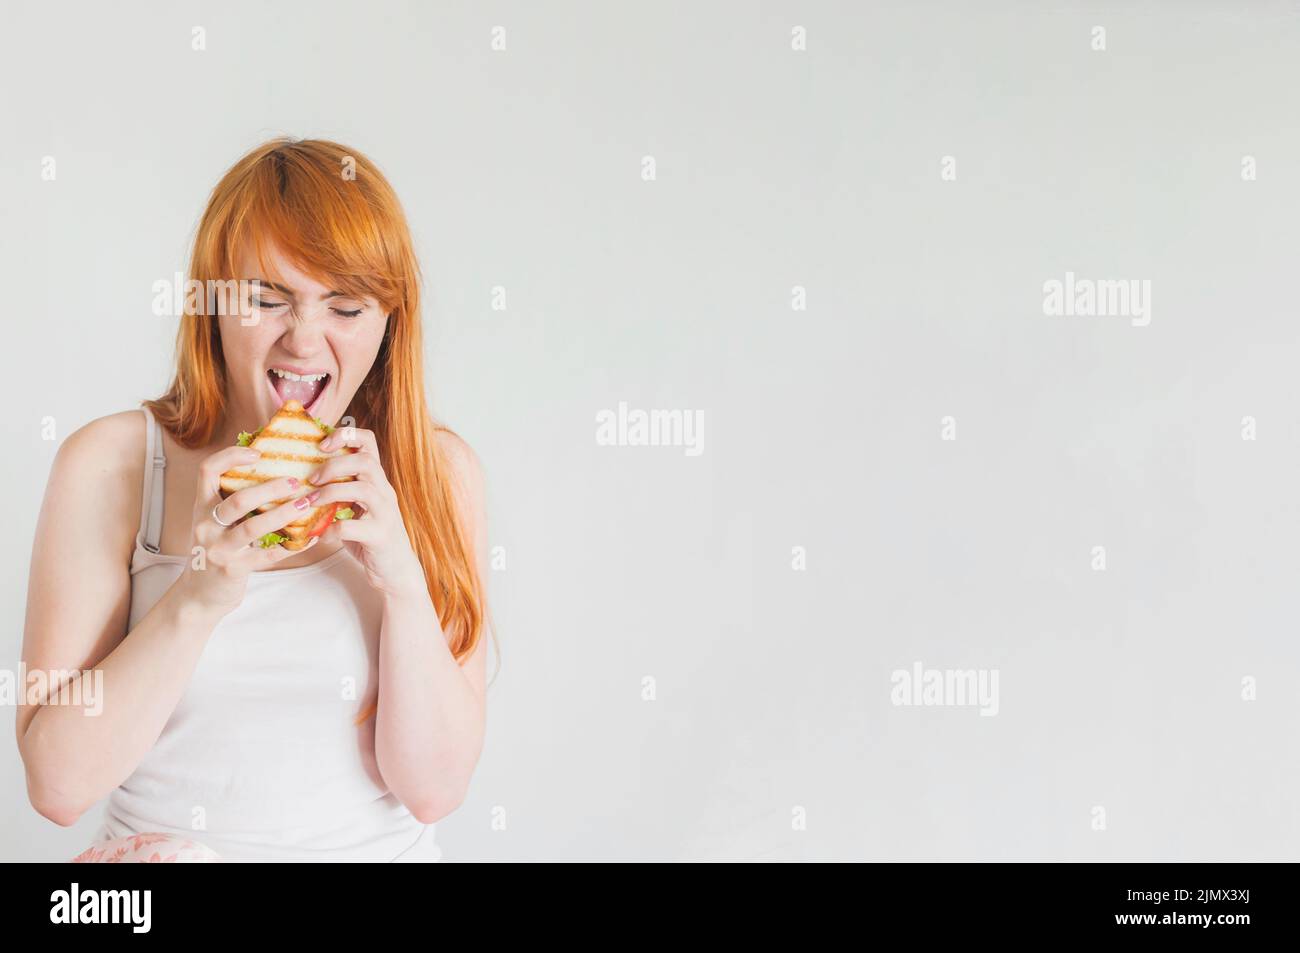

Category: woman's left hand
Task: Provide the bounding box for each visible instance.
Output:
[305,425,428,601]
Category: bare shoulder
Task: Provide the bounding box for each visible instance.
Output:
[53,410,147,500]
[46,409,147,557]
[434,428,485,504]
[56,409,147,474]
[434,428,487,557]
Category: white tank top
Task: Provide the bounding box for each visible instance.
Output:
[96,407,442,862]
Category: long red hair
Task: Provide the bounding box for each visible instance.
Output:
[145,138,485,719]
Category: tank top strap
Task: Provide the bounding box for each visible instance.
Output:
[138,406,167,554]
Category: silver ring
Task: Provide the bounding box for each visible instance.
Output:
[211,504,233,527]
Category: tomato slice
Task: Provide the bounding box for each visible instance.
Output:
[306,501,348,539]
[304,449,359,539]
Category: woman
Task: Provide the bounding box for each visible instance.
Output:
[17,138,490,862]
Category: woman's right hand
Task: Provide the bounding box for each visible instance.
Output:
[176,445,319,613]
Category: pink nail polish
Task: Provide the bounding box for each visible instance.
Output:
[307,491,321,504]
[294,496,309,511]
[287,477,299,489]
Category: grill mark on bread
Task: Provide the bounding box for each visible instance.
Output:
[216,399,356,549]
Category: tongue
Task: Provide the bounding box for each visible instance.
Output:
[271,374,325,408]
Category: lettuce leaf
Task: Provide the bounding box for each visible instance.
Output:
[257,531,288,548]
[236,426,263,447]
[334,507,355,521]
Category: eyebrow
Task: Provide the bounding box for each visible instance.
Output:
[247,278,351,300]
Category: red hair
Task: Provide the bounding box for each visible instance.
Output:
[145,138,485,721]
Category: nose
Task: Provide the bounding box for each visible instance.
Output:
[276,312,328,357]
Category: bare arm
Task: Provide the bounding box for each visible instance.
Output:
[20,572,227,826]
[371,432,489,822]
[17,414,319,825]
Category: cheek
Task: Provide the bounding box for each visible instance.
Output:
[330,318,387,376]
[217,317,278,370]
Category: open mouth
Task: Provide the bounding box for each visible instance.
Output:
[266,367,331,413]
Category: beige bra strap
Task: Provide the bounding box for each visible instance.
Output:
[140,407,167,553]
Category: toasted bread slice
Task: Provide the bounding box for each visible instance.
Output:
[218,400,357,550]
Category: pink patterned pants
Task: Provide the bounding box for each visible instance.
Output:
[71,832,223,863]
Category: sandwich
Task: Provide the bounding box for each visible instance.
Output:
[218,399,358,550]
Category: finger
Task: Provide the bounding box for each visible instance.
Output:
[302,480,381,515]
[307,450,382,487]
[321,513,382,545]
[213,476,306,528]
[197,446,262,511]
[319,425,378,455]
[233,493,325,547]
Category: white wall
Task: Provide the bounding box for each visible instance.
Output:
[2,0,1298,861]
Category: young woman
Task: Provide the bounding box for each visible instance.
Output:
[18,138,490,862]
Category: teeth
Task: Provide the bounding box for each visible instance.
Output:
[270,368,328,383]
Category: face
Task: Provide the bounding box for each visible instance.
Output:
[217,244,388,431]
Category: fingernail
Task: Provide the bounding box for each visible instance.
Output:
[307,490,321,504]
[287,477,299,489]
[244,448,261,457]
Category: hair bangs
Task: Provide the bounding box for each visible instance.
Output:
[219,143,406,311]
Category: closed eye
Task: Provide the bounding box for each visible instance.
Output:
[251,296,361,318]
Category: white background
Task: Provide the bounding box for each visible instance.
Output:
[2,0,1299,861]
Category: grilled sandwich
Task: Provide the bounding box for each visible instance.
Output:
[218,399,357,550]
